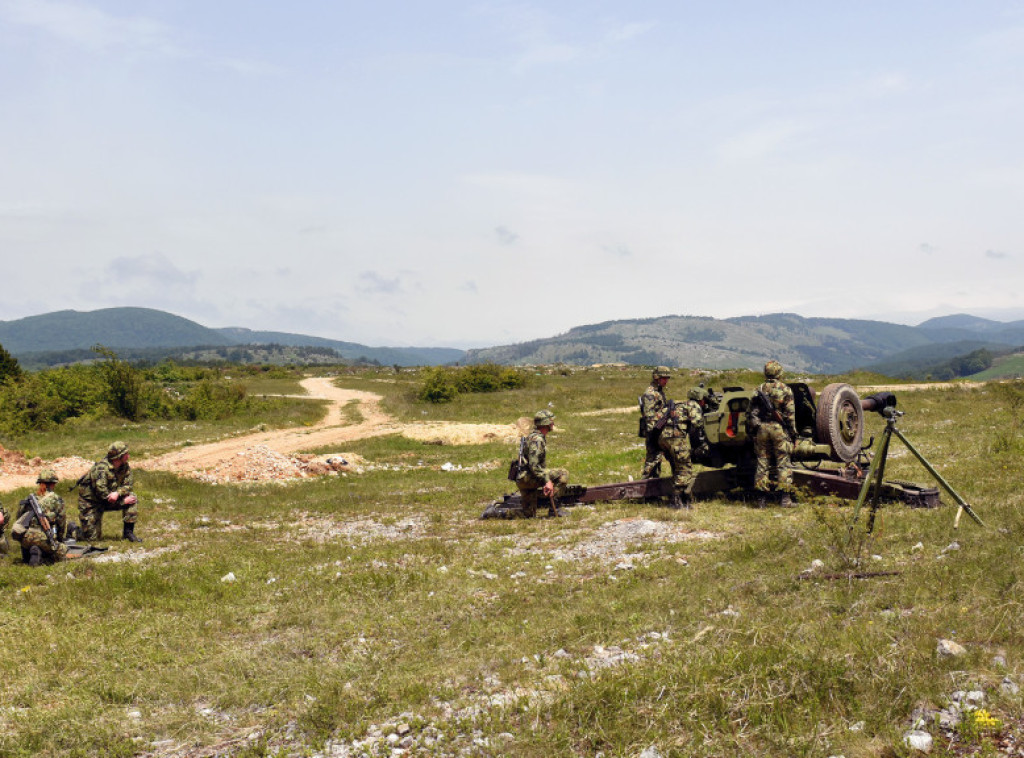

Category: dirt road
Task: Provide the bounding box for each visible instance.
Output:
[0,377,519,492]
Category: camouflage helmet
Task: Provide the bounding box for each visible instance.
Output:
[652,366,671,380]
[687,387,707,402]
[36,468,59,484]
[763,360,783,379]
[107,440,129,460]
[533,409,555,428]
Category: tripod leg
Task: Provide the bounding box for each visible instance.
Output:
[850,424,892,542]
[891,427,984,528]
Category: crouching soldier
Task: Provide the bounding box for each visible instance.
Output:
[78,441,142,542]
[514,410,570,518]
[11,469,69,566]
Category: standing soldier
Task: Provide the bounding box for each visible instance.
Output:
[751,360,798,507]
[514,410,570,518]
[11,469,68,566]
[77,441,142,542]
[654,397,703,509]
[639,367,672,479]
[0,499,8,557]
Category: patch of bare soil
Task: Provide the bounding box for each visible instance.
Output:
[0,444,93,493]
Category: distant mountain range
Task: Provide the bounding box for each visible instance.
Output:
[3,307,1023,377]
[0,308,466,367]
[464,312,1024,375]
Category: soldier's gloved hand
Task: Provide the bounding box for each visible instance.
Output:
[123,494,137,505]
[106,492,120,503]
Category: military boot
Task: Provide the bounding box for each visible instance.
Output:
[779,493,795,508]
[27,546,42,567]
[754,493,768,509]
[122,523,143,543]
[668,492,684,510]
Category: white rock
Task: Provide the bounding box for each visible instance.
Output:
[847,721,865,732]
[127,709,142,720]
[911,542,925,552]
[936,639,966,657]
[221,572,236,583]
[1002,677,1020,695]
[638,746,662,758]
[810,559,825,570]
[903,730,933,752]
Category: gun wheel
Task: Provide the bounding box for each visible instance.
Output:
[815,383,863,462]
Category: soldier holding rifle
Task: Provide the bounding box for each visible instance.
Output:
[750,360,798,507]
[10,469,68,566]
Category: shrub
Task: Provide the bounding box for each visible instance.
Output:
[418,368,458,403]
[418,364,526,403]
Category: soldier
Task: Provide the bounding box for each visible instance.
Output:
[78,441,142,542]
[639,367,672,479]
[0,499,8,557]
[750,360,798,507]
[513,410,570,518]
[11,469,68,566]
[654,396,703,509]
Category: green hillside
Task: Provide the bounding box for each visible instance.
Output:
[969,352,1024,380]
[465,313,936,373]
[0,308,465,367]
[0,307,232,353]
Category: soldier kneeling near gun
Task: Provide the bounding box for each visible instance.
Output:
[513,410,570,518]
[75,441,142,542]
[11,469,69,566]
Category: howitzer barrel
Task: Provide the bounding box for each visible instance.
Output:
[860,392,897,413]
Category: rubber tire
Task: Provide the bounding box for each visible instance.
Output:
[815,382,864,462]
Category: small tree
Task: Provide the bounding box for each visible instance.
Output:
[93,344,146,421]
[0,341,22,383]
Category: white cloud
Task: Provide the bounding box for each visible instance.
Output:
[1,0,181,55]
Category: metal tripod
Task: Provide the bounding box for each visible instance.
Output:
[849,407,984,537]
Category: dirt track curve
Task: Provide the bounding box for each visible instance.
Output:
[0,377,520,492]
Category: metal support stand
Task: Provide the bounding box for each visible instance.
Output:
[849,408,983,541]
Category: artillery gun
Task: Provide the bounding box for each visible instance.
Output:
[483,381,969,518]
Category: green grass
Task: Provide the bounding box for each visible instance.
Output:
[2,370,1023,757]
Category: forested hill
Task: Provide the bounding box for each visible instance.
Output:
[463,313,1024,374]
[0,308,466,367]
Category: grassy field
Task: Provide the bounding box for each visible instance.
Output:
[2,366,1023,757]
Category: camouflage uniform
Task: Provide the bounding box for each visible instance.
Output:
[0,501,8,556]
[12,492,68,563]
[639,372,669,479]
[753,361,797,499]
[655,399,703,507]
[78,446,138,540]
[514,411,569,518]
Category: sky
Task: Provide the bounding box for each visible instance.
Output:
[2,1,1024,348]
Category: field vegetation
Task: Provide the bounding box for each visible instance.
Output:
[2,365,1023,757]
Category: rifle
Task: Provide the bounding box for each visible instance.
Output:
[507,437,526,481]
[650,399,677,437]
[755,388,796,441]
[26,493,59,552]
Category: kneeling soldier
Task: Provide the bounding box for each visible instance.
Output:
[514,410,570,518]
[78,441,142,542]
[11,469,68,566]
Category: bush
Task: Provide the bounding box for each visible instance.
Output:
[418,368,458,403]
[418,364,526,403]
